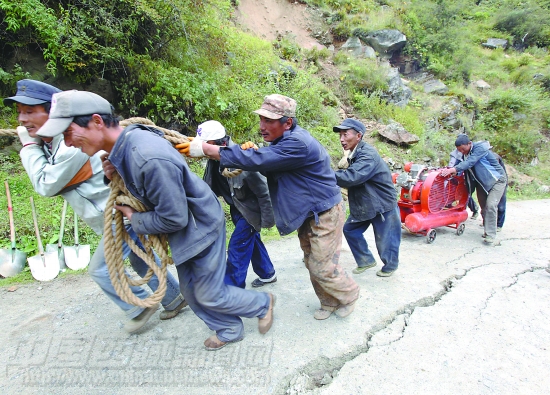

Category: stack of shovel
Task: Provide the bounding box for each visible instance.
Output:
[27,197,91,282]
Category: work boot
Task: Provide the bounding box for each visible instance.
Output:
[124,303,160,334]
[159,299,188,320]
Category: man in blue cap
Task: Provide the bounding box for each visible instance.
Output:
[4,80,186,332]
[333,118,401,277]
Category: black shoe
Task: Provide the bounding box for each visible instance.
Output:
[252,277,277,287]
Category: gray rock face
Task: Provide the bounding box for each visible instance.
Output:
[439,98,463,130]
[424,79,449,95]
[362,29,407,58]
[383,67,412,107]
[482,38,508,49]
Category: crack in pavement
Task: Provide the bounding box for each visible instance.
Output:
[279,257,546,394]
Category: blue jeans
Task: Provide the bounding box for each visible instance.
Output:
[343,207,401,273]
[225,209,275,288]
[175,223,270,342]
[88,225,183,319]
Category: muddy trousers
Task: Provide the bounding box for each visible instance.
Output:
[175,224,270,342]
[298,203,360,309]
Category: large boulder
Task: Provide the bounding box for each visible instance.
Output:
[377,121,419,145]
[359,29,407,58]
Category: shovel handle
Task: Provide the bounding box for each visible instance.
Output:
[30,196,45,254]
[74,211,79,247]
[58,200,68,248]
[5,181,16,249]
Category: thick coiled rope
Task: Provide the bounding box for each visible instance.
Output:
[103,117,190,308]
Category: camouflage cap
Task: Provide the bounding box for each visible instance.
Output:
[253,94,297,119]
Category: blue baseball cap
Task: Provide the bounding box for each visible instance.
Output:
[3,79,61,106]
[333,118,366,134]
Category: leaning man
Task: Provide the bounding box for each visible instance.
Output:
[333,119,401,277]
[441,134,506,244]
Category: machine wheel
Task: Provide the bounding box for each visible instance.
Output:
[456,223,465,236]
[426,229,436,244]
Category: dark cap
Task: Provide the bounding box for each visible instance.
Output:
[455,134,471,147]
[3,79,61,106]
[333,118,366,134]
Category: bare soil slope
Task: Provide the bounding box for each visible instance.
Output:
[233,0,326,49]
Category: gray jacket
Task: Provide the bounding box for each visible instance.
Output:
[108,124,223,265]
[203,140,275,232]
[335,140,397,221]
[20,134,109,234]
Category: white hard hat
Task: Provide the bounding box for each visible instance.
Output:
[196,120,226,141]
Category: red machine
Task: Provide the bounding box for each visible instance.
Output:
[393,163,469,243]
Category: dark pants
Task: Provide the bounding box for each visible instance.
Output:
[225,208,275,288]
[497,187,506,228]
[175,224,270,342]
[343,207,401,273]
[468,196,479,214]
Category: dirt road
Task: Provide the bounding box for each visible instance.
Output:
[1,199,549,395]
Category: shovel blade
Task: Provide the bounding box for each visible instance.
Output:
[46,244,67,271]
[0,248,27,277]
[64,245,90,270]
[27,252,60,282]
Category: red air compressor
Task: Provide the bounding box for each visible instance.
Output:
[393,163,469,243]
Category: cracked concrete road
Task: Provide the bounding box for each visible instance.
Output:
[1,199,549,395]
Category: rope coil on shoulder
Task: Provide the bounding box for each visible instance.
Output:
[103,118,190,308]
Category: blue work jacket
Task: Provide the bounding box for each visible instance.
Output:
[220,125,342,235]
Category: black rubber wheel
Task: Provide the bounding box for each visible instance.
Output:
[457,223,465,236]
[427,229,436,244]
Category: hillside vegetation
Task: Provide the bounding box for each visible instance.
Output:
[1,0,549,269]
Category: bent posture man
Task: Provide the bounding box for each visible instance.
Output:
[333,119,401,277]
[183,94,359,321]
[441,134,507,244]
[4,80,185,333]
[197,120,277,288]
[38,90,274,350]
